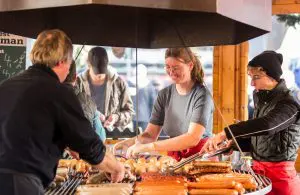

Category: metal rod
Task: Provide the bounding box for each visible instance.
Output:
[74,44,85,61]
[45,173,85,195]
[171,153,201,170]
[135,7,139,136]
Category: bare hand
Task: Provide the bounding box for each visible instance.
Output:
[66,148,80,159]
[113,140,130,156]
[104,114,118,128]
[110,161,125,183]
[99,112,106,122]
[200,132,227,154]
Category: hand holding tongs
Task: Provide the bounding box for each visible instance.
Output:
[164,141,231,174]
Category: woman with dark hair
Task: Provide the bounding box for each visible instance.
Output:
[114,48,214,161]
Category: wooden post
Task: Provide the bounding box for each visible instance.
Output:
[213,42,249,133]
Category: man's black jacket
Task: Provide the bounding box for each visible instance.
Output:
[225,80,300,162]
[0,64,105,187]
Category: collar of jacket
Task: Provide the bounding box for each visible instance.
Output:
[30,64,60,81]
[81,68,117,83]
[254,79,288,103]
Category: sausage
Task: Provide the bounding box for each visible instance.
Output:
[135,185,185,192]
[189,189,238,195]
[197,173,257,190]
[187,181,236,189]
[140,173,185,182]
[197,173,252,180]
[234,182,245,195]
[134,189,187,195]
[135,181,184,188]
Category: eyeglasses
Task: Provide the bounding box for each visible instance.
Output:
[164,65,181,73]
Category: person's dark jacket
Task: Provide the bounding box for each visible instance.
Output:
[65,83,97,126]
[225,80,300,162]
[0,64,105,187]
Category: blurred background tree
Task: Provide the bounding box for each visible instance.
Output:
[277,14,300,28]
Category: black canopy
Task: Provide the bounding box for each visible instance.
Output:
[0,0,271,48]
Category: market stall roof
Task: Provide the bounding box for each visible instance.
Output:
[0,0,272,48]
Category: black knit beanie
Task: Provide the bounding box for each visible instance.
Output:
[88,47,108,74]
[248,50,283,81]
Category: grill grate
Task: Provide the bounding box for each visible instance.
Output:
[45,169,271,195]
[233,169,272,195]
[45,173,86,195]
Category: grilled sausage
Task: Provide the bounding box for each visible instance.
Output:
[189,189,238,195]
[187,181,236,189]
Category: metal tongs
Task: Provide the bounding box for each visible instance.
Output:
[164,141,231,174]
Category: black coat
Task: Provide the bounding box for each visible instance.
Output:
[225,80,300,162]
[0,64,105,187]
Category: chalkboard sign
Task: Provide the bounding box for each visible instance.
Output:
[0,46,26,82]
[0,32,27,82]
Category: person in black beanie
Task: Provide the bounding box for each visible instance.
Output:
[248,50,283,82]
[202,50,300,195]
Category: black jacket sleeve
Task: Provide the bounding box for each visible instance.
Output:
[232,137,252,152]
[55,86,105,165]
[224,99,299,139]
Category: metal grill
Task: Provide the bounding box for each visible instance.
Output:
[45,173,86,195]
[233,169,272,195]
[45,168,271,195]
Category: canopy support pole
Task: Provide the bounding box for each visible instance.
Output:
[212,42,249,133]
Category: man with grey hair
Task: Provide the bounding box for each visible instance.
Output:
[0,29,124,195]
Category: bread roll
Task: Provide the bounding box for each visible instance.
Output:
[159,156,176,166]
[135,165,147,175]
[148,156,157,164]
[124,163,135,172]
[137,158,146,164]
[70,159,78,170]
[124,159,135,165]
[147,165,159,173]
[58,159,71,168]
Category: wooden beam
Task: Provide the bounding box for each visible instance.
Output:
[213,42,248,134]
[273,0,300,14]
[273,0,300,4]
